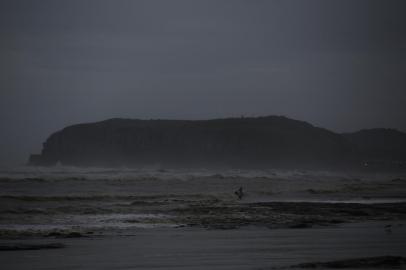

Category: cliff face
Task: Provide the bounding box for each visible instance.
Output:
[343,128,406,163]
[29,116,359,168]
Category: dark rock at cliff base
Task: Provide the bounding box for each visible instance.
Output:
[343,129,406,161]
[28,116,401,169]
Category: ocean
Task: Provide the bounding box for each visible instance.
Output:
[1,166,405,238]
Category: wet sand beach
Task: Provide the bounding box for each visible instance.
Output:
[1,222,406,270]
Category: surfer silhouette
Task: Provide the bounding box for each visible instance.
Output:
[235,187,244,200]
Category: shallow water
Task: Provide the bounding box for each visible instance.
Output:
[1,222,406,270]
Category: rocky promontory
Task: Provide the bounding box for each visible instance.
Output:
[28,116,406,169]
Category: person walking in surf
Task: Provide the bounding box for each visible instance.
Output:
[235,186,244,200]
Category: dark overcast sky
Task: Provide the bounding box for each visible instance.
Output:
[1,0,406,165]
